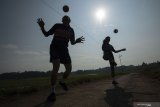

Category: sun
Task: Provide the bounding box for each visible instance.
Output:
[95,8,106,23]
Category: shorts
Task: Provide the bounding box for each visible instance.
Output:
[50,45,71,64]
[103,51,114,61]
[103,52,117,66]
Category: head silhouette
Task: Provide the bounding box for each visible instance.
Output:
[104,36,110,44]
[62,15,71,26]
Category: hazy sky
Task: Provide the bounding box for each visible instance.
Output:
[1,0,160,73]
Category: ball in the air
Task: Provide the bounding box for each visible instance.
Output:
[114,29,118,33]
[63,5,69,12]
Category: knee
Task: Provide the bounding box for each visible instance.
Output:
[65,64,72,72]
[51,71,58,77]
[65,69,71,74]
[64,66,72,76]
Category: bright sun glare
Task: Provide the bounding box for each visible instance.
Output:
[95,8,106,23]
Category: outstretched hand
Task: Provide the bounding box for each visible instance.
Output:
[37,18,45,28]
[121,48,126,51]
[76,36,85,43]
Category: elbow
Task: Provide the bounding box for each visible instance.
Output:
[71,41,76,45]
[42,30,49,37]
[71,42,76,45]
[44,35,49,37]
[44,33,49,37]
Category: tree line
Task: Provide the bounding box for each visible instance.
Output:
[0,61,159,80]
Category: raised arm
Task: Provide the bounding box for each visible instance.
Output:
[37,18,50,37]
[70,30,85,45]
[71,36,85,45]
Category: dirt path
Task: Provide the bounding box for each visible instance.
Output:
[0,73,160,107]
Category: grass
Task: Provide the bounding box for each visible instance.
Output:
[0,71,128,97]
[0,77,50,96]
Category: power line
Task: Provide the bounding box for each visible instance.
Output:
[40,0,62,17]
[39,0,101,45]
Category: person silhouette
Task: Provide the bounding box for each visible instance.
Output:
[102,36,126,84]
[37,16,85,102]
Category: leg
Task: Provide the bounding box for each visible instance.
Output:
[110,64,115,78]
[63,63,72,80]
[109,59,115,78]
[47,59,60,102]
[51,59,60,87]
[59,63,72,91]
[109,59,118,84]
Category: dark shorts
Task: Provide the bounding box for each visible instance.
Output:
[50,45,71,64]
[103,52,117,66]
[103,52,114,60]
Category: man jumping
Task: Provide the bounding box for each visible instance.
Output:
[37,16,85,101]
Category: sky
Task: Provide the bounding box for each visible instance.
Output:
[0,0,160,74]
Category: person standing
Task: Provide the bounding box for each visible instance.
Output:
[37,16,85,101]
[102,36,126,84]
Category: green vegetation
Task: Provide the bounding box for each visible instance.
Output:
[0,72,127,97]
[0,61,159,97]
[0,77,50,96]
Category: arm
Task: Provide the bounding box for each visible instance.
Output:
[70,29,85,45]
[71,36,85,45]
[102,43,107,51]
[112,48,126,53]
[37,18,50,37]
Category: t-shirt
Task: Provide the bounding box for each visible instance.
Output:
[102,43,114,52]
[102,43,114,60]
[47,23,75,48]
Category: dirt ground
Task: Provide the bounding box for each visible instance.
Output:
[0,73,160,107]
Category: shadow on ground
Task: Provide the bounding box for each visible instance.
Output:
[34,91,67,107]
[104,85,133,107]
[34,101,54,107]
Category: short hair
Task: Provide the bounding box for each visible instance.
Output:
[105,36,110,41]
[62,15,71,23]
[103,36,110,44]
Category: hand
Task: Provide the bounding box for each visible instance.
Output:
[37,18,45,28]
[121,48,126,51]
[76,36,85,43]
